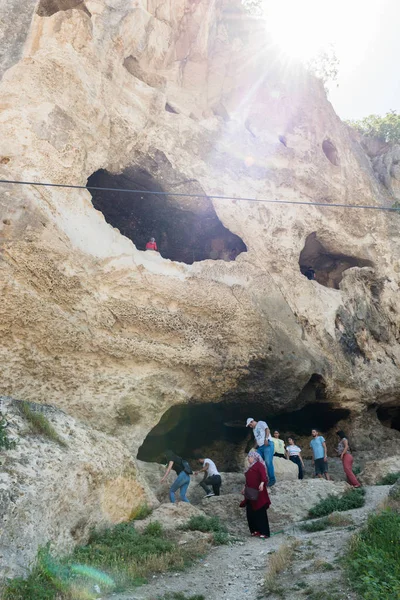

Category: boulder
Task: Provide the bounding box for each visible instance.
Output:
[267,479,349,525]
[359,455,400,485]
[134,502,205,533]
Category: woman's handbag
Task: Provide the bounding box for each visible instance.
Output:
[244,486,259,501]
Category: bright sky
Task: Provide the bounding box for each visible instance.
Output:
[262,0,400,121]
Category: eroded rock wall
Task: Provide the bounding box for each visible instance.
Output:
[0,0,400,572]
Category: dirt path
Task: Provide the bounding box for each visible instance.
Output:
[111,485,390,600]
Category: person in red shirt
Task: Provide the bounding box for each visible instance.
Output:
[145,237,158,251]
[240,451,271,538]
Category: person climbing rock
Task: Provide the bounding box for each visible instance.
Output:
[336,430,361,487]
[272,430,286,458]
[240,451,271,539]
[310,429,331,480]
[145,237,158,251]
[246,418,276,486]
[161,450,192,503]
[286,437,304,479]
[304,266,315,280]
[195,457,222,497]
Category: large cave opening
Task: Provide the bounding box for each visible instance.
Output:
[299,232,373,289]
[87,168,247,264]
[377,404,400,432]
[137,400,350,472]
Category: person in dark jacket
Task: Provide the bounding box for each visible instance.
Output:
[240,451,271,538]
[161,450,191,503]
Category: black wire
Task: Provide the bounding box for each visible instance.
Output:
[0,178,399,212]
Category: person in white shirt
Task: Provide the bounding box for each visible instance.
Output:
[286,437,304,480]
[246,418,276,486]
[195,457,222,497]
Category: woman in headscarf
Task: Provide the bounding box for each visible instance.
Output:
[161,450,191,503]
[336,431,361,487]
[240,451,271,538]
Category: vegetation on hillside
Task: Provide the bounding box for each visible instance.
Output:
[180,515,230,545]
[308,488,365,518]
[347,110,400,144]
[2,521,205,600]
[346,509,400,599]
[0,417,17,451]
[376,472,400,486]
[18,401,67,448]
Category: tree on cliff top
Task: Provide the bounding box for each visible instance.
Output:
[347,110,400,144]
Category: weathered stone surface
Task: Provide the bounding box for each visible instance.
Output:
[359,455,400,485]
[0,398,145,578]
[268,480,349,525]
[0,0,400,576]
[134,502,205,533]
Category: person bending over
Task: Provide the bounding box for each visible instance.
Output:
[161,450,191,503]
[195,457,222,498]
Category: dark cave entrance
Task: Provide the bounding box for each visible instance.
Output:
[87,168,247,265]
[377,404,400,432]
[299,232,373,289]
[137,400,350,472]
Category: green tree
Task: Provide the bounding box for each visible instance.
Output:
[347,110,400,143]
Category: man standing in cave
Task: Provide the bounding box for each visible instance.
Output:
[246,418,276,486]
[310,428,331,480]
[194,457,222,497]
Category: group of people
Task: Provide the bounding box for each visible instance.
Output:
[160,419,361,539]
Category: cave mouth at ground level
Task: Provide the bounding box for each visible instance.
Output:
[299,232,373,289]
[137,401,351,472]
[87,168,247,265]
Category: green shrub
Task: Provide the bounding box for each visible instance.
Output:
[308,488,365,518]
[131,504,152,520]
[0,417,17,450]
[181,515,227,534]
[300,511,353,532]
[18,402,67,448]
[212,531,230,545]
[376,472,400,486]
[3,521,191,599]
[346,509,400,599]
[143,521,163,537]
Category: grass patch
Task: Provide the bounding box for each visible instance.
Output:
[308,488,365,518]
[0,417,17,450]
[18,402,67,448]
[376,472,400,486]
[3,521,204,600]
[264,540,300,593]
[159,594,205,600]
[346,509,400,599]
[130,503,152,520]
[180,515,229,545]
[300,511,353,532]
[313,559,335,572]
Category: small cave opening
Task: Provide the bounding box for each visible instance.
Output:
[322,139,339,166]
[37,0,90,17]
[299,232,373,289]
[377,404,400,432]
[137,399,350,472]
[87,168,247,264]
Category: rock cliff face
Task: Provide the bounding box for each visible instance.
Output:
[1,0,400,574]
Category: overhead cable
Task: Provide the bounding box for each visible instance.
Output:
[0,178,399,212]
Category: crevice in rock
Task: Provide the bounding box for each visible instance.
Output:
[299,232,373,289]
[165,103,179,114]
[87,166,247,264]
[377,404,400,432]
[37,0,91,17]
[322,139,339,165]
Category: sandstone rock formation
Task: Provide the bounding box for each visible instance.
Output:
[0,397,145,577]
[1,0,400,576]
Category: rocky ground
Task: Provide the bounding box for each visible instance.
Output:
[109,482,391,600]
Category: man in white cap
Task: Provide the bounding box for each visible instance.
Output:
[246,418,276,486]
